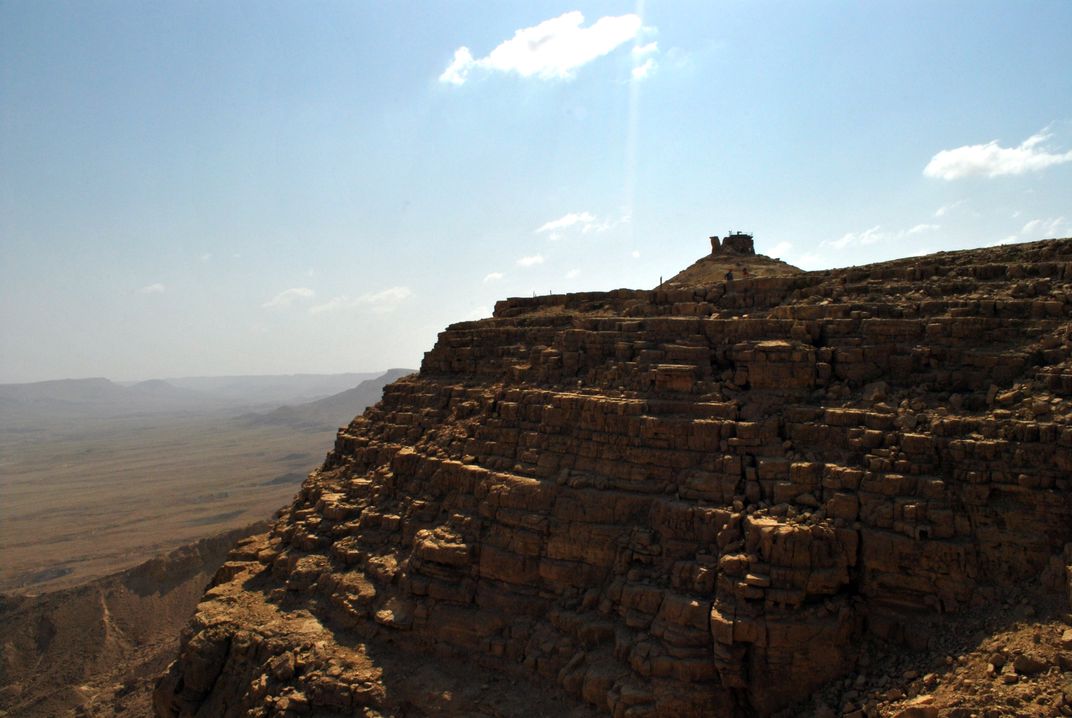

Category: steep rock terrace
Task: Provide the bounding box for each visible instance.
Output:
[157,239,1072,717]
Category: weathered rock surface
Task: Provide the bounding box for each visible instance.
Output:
[157,238,1072,717]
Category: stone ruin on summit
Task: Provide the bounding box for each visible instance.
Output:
[710,231,756,256]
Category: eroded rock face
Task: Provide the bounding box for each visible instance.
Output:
[157,239,1072,717]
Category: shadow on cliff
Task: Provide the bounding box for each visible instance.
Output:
[256,575,602,718]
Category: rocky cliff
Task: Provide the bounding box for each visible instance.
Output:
[0,523,264,718]
[156,239,1072,717]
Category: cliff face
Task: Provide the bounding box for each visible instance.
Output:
[156,239,1072,717]
[0,524,264,718]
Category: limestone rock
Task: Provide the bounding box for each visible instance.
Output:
[156,237,1072,717]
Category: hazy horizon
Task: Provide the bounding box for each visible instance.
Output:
[0,368,413,390]
[0,368,399,386]
[3,2,1071,383]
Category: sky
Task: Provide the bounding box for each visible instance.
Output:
[2,1,1071,383]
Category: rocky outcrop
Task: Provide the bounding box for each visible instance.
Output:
[669,240,799,286]
[711,233,756,256]
[157,239,1072,717]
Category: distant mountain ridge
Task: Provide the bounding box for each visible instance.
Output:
[241,368,415,431]
[0,371,393,422]
[164,372,381,406]
[0,377,223,417]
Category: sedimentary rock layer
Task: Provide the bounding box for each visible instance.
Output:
[0,524,264,718]
[157,239,1072,717]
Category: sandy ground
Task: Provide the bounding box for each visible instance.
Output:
[0,411,336,592]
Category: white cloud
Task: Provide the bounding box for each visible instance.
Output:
[536,211,597,234]
[924,129,1072,180]
[308,297,348,314]
[483,271,504,283]
[565,268,581,279]
[632,58,656,81]
[859,229,883,245]
[1022,217,1069,238]
[825,235,852,250]
[827,226,883,249]
[769,241,793,256]
[535,210,629,238]
[517,254,544,267]
[440,47,476,86]
[467,306,491,320]
[989,216,1070,247]
[631,250,640,258]
[826,224,939,249]
[137,283,165,294]
[262,287,314,309]
[630,41,659,80]
[356,285,412,304]
[633,41,658,57]
[663,47,692,71]
[199,253,212,262]
[795,253,827,271]
[934,199,966,217]
[439,11,644,85]
[309,286,412,314]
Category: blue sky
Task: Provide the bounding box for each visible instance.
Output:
[2,1,1071,383]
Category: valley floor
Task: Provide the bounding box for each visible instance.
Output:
[0,412,332,592]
